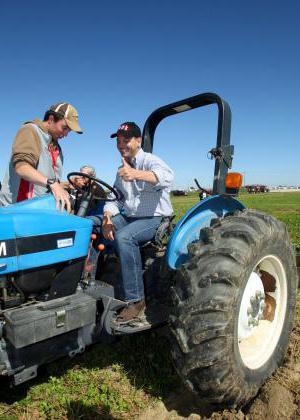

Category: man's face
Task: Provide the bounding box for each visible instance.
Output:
[48,117,71,141]
[117,135,141,160]
[79,168,93,186]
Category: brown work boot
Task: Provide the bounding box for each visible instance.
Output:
[116,300,146,324]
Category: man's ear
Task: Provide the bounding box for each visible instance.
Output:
[48,115,55,124]
[137,136,142,146]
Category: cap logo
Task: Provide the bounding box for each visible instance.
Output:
[119,124,129,131]
[65,104,70,118]
[54,103,67,114]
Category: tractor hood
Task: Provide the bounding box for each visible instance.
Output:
[0,195,92,275]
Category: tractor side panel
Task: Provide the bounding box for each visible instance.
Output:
[0,195,93,274]
[13,212,92,272]
[166,195,245,269]
[0,215,18,274]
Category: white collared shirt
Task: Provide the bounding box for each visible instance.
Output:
[104,148,174,217]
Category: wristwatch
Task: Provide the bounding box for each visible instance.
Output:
[46,178,57,188]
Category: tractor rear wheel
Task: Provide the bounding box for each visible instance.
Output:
[169,209,297,408]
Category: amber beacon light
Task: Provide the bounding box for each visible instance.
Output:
[225,172,243,193]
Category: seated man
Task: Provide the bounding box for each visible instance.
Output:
[72,165,97,189]
[68,165,106,214]
[99,122,174,324]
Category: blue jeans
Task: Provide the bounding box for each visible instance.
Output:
[89,214,162,302]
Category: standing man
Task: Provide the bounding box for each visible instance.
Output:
[101,122,174,324]
[0,102,83,211]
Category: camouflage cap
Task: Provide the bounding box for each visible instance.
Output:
[49,102,83,134]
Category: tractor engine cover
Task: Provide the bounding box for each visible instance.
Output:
[3,291,96,348]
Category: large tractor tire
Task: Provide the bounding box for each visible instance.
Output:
[169,209,298,408]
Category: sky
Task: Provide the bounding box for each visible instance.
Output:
[0,0,299,189]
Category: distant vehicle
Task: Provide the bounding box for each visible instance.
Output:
[245,184,269,193]
[171,190,188,196]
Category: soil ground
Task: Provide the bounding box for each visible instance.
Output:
[138,324,300,420]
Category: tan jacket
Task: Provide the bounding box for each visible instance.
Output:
[0,120,63,206]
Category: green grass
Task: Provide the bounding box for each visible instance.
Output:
[0,192,299,419]
[240,192,300,251]
[0,332,179,419]
[172,191,300,251]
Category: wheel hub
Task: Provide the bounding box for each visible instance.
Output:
[247,290,266,327]
[238,272,265,340]
[238,255,288,370]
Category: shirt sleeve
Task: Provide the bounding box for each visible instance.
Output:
[103,175,123,216]
[12,125,41,168]
[148,156,174,189]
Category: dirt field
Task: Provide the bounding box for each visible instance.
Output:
[139,324,300,420]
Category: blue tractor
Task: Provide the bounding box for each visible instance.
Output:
[0,93,297,408]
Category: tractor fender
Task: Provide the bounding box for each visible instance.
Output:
[166,195,245,269]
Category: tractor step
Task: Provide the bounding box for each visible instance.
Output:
[112,302,169,334]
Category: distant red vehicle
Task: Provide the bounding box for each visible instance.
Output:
[245,184,269,193]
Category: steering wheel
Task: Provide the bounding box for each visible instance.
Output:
[67,172,119,202]
[67,172,120,217]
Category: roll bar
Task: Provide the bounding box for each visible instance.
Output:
[142,92,234,194]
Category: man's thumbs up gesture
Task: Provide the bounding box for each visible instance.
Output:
[118,157,137,182]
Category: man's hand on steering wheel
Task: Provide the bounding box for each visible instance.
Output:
[67,172,119,201]
[67,171,120,217]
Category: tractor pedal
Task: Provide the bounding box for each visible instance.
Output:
[112,303,169,335]
[112,315,152,334]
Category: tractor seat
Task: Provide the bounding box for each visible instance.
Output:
[142,215,175,249]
